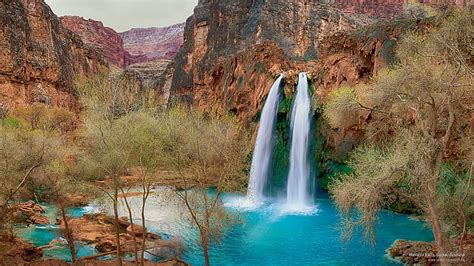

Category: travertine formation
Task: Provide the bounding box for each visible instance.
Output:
[0,0,108,111]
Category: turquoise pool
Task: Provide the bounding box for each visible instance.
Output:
[17,193,434,265]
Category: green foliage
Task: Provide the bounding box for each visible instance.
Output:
[156,106,250,265]
[271,112,290,190]
[402,1,437,20]
[156,106,250,190]
[319,161,352,191]
[278,91,294,115]
[1,117,20,128]
[76,73,158,122]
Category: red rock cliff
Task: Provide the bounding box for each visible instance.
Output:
[0,0,108,111]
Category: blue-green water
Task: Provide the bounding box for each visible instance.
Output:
[15,224,99,262]
[15,204,100,262]
[17,193,433,265]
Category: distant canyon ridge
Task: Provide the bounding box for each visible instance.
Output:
[60,16,185,68]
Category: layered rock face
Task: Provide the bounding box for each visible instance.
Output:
[171,0,368,121]
[120,23,185,64]
[60,16,129,68]
[0,0,108,111]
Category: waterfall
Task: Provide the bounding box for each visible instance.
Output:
[286,72,313,208]
[246,75,283,204]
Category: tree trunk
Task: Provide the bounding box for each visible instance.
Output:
[200,231,210,266]
[113,180,123,266]
[427,200,450,266]
[140,188,149,266]
[120,187,139,265]
[60,203,77,262]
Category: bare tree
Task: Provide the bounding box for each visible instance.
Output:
[0,104,69,232]
[75,74,161,265]
[158,107,249,266]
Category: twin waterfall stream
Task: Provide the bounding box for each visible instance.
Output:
[247,73,314,211]
[247,74,283,203]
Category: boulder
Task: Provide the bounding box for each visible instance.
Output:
[61,213,169,255]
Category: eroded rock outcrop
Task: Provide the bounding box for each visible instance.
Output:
[124,59,174,106]
[120,23,185,63]
[388,236,474,265]
[0,0,108,111]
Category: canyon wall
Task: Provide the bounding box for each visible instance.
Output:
[171,0,368,122]
[60,17,184,107]
[169,0,470,160]
[0,0,108,111]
